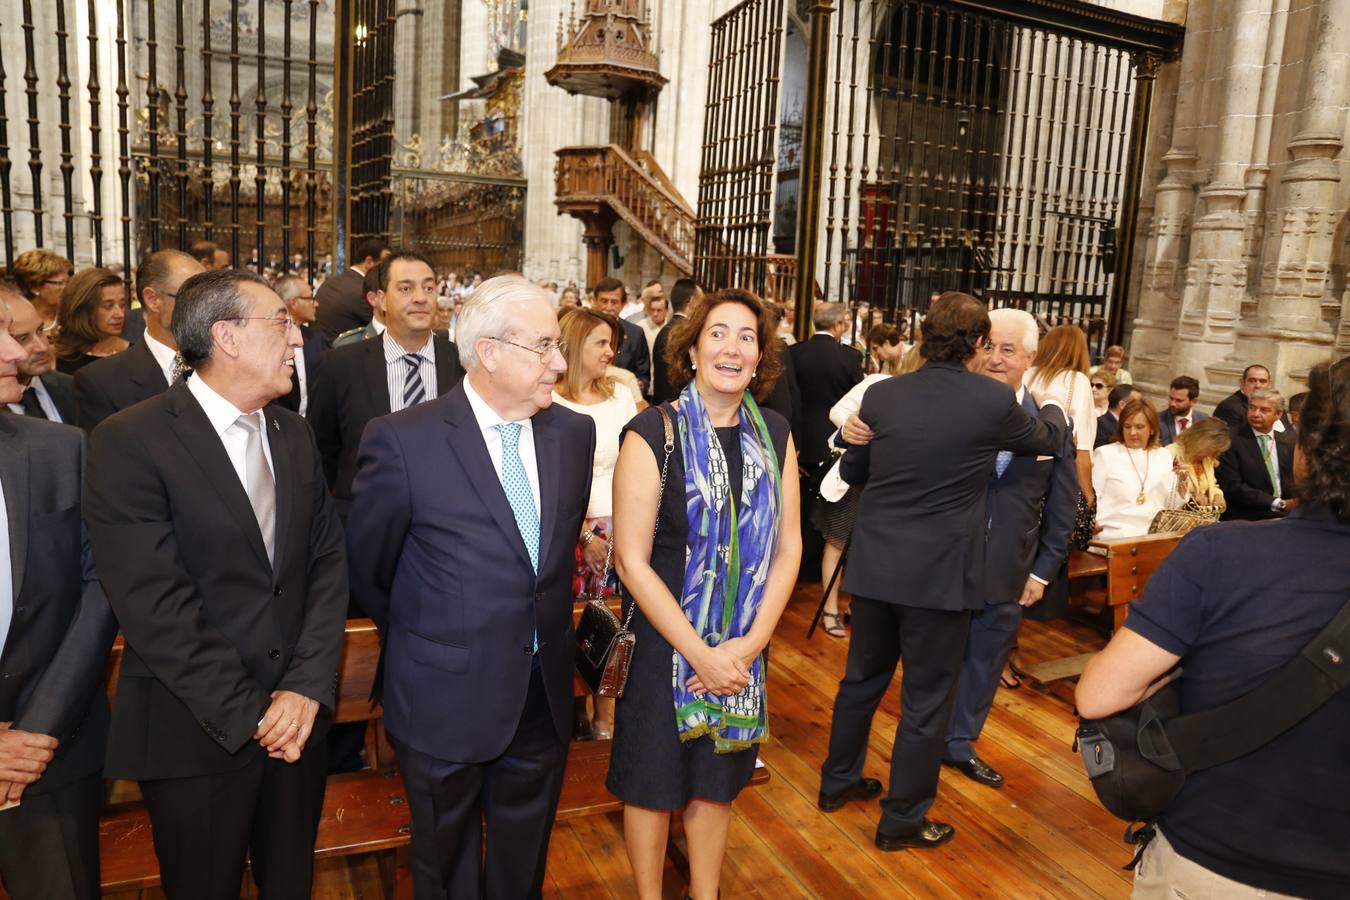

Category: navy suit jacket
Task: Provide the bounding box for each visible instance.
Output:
[839,361,1068,612]
[73,338,170,430]
[1158,408,1209,446]
[346,383,596,763]
[982,391,1078,604]
[1216,425,1296,521]
[0,416,116,795]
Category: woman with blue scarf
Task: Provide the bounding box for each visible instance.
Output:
[607,289,802,900]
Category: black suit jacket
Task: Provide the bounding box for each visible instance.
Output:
[1213,388,1293,433]
[84,384,348,780]
[313,269,370,342]
[650,314,685,404]
[1094,410,1118,448]
[276,324,326,415]
[613,316,651,392]
[19,371,77,424]
[761,338,801,428]
[1158,408,1210,447]
[840,360,1068,611]
[0,416,117,795]
[1216,425,1296,521]
[346,384,595,761]
[307,333,466,517]
[73,338,169,430]
[790,334,864,470]
[983,392,1078,604]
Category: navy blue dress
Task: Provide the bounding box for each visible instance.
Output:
[606,403,789,809]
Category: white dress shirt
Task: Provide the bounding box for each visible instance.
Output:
[383,332,437,412]
[187,374,275,492]
[462,377,541,518]
[143,329,180,385]
[0,475,11,657]
[294,343,310,417]
[6,377,61,421]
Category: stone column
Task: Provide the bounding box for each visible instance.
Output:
[1242,0,1348,386]
[1171,0,1273,390]
[1128,0,1211,395]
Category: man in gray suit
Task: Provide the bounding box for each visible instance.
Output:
[4,292,76,423]
[0,297,118,899]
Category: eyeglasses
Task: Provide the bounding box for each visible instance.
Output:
[43,278,69,288]
[973,337,994,352]
[492,336,566,364]
[1091,382,1106,390]
[223,313,297,330]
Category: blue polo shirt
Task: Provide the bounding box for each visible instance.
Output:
[1124,506,1350,898]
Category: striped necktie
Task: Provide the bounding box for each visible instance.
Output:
[402,354,425,409]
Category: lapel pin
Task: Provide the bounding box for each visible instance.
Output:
[272,418,280,432]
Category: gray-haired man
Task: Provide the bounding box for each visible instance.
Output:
[84,268,347,898]
[1217,387,1297,521]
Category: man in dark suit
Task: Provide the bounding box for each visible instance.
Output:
[74,249,204,429]
[941,309,1076,790]
[761,300,802,427]
[272,274,325,417]
[347,274,595,898]
[84,269,348,899]
[313,237,389,341]
[591,277,651,392]
[1217,388,1296,521]
[0,302,117,900]
[4,293,76,423]
[1158,375,1209,446]
[818,293,1068,851]
[790,301,864,474]
[308,252,466,522]
[330,261,388,348]
[1095,383,1140,448]
[650,277,697,403]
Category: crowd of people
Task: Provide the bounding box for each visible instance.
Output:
[0,238,1346,900]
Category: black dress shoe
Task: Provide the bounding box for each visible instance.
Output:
[818,777,883,812]
[942,755,1005,788]
[875,820,956,851]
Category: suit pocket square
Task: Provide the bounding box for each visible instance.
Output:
[1035,455,1053,462]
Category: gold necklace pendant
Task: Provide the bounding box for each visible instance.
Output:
[1136,490,1146,505]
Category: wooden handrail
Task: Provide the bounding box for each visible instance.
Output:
[555,144,695,275]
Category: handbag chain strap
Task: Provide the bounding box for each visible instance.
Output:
[594,405,675,631]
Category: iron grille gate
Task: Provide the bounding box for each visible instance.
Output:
[697,0,1182,345]
[0,0,524,285]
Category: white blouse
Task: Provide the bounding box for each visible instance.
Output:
[552,386,639,519]
[1091,443,1175,541]
[1025,368,1097,452]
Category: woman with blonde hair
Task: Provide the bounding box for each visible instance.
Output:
[11,248,73,325]
[52,267,128,373]
[1168,415,1230,510]
[1025,324,1097,505]
[553,307,639,740]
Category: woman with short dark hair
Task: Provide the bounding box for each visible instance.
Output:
[1078,358,1350,898]
[52,267,128,373]
[608,288,800,900]
[1091,398,1173,540]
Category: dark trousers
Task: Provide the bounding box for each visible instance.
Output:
[945,600,1022,761]
[0,772,102,900]
[139,724,329,900]
[821,595,970,836]
[393,662,568,900]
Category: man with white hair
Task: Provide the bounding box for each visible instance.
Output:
[941,308,1077,789]
[347,274,596,898]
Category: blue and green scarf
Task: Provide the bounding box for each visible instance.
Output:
[673,384,782,753]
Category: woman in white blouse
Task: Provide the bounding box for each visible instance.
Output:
[1025,325,1098,506]
[553,308,639,739]
[1091,399,1175,541]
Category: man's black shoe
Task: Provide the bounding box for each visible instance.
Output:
[818,777,883,812]
[942,755,1005,788]
[875,820,956,851]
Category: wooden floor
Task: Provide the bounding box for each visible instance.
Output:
[284,584,1131,899]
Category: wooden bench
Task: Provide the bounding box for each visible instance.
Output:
[98,619,413,896]
[1022,534,1183,685]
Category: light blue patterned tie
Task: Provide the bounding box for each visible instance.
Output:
[995,450,1013,479]
[497,422,540,573]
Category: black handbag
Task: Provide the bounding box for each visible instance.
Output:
[575,405,675,697]
[1076,595,1350,835]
